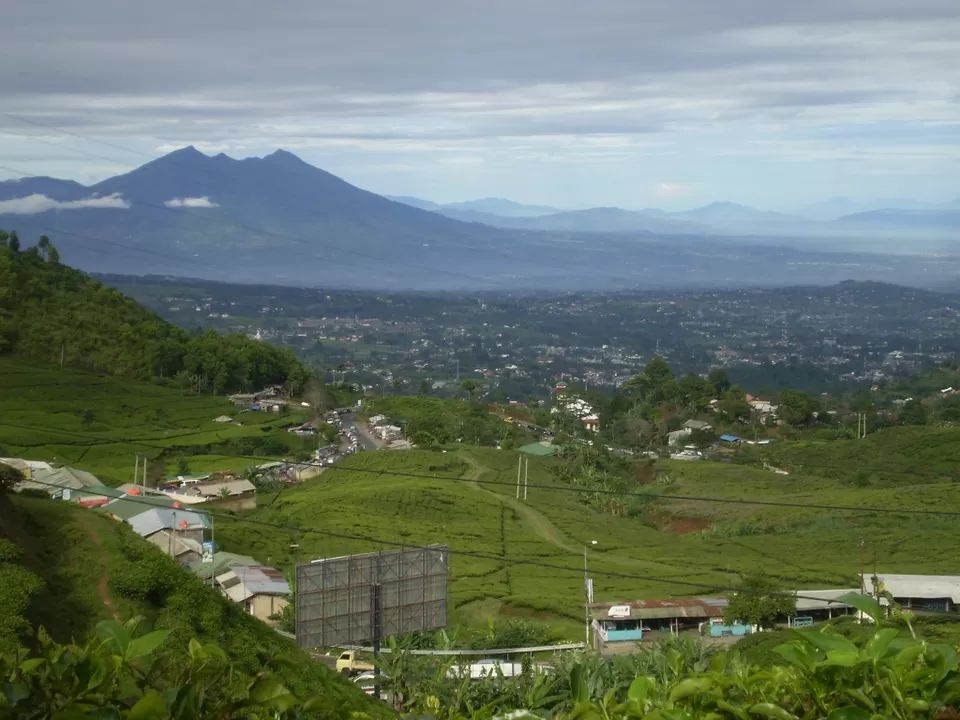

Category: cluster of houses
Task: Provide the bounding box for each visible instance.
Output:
[369,414,403,442]
[227,384,290,413]
[3,457,291,622]
[590,573,960,650]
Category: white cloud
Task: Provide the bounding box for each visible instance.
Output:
[655,183,694,199]
[0,193,129,214]
[164,196,219,208]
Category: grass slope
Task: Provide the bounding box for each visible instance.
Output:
[0,356,309,484]
[0,493,387,716]
[213,443,960,638]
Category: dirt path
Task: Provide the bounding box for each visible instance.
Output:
[85,523,120,621]
[457,452,580,554]
[455,451,709,577]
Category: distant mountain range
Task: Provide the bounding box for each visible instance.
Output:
[1,147,957,292]
[389,195,959,242]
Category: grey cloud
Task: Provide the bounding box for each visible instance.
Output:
[0,193,130,214]
[0,0,957,174]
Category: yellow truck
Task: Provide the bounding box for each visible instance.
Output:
[335,650,375,676]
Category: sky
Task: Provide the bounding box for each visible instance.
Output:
[1,0,958,212]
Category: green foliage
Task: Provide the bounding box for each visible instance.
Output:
[778,389,819,427]
[724,572,797,629]
[380,611,960,719]
[0,234,308,393]
[0,464,25,494]
[365,395,529,447]
[0,539,44,654]
[469,619,555,650]
[0,618,366,719]
[899,398,928,426]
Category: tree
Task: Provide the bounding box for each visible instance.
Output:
[0,463,25,494]
[899,399,928,426]
[177,456,191,476]
[418,379,430,395]
[724,572,797,629]
[718,385,751,423]
[36,235,50,261]
[778,389,816,426]
[460,379,479,401]
[689,428,717,449]
[708,367,730,397]
[7,231,20,253]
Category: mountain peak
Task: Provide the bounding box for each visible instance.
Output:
[164,145,208,160]
[262,149,307,166]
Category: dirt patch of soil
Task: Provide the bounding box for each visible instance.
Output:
[664,517,711,535]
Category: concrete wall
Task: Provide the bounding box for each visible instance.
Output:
[246,593,289,621]
[206,494,258,512]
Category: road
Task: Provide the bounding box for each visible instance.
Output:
[342,411,381,451]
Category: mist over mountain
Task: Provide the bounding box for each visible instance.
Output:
[392,195,957,246]
[1,147,957,292]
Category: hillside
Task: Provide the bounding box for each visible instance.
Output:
[0,493,386,715]
[0,356,312,485]
[0,231,306,393]
[210,443,960,637]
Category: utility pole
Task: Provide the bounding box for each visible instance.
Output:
[584,540,596,648]
[524,457,529,500]
[516,456,522,499]
[134,454,140,485]
[371,551,383,701]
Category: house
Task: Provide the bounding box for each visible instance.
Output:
[719,434,741,443]
[785,589,864,627]
[589,598,739,649]
[682,420,713,432]
[213,415,234,423]
[581,415,600,433]
[188,551,260,584]
[216,564,291,621]
[863,574,960,613]
[12,464,104,499]
[667,428,692,446]
[97,490,178,522]
[182,479,256,500]
[127,507,212,565]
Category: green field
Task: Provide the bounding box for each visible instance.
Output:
[0,357,310,485]
[212,433,960,638]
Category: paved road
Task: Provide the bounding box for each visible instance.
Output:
[343,412,380,451]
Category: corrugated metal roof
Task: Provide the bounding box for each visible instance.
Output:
[128,507,211,536]
[189,551,259,577]
[16,465,104,494]
[218,564,290,601]
[792,589,863,612]
[864,574,960,603]
[97,494,177,519]
[590,598,726,621]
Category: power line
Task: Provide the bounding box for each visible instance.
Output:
[1,419,957,519]
[17,475,870,605]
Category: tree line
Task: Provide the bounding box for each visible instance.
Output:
[0,230,310,394]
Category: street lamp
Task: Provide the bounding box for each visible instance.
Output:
[584,540,597,648]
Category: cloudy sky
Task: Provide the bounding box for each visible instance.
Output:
[1,0,958,211]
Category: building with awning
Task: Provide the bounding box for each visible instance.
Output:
[590,598,729,646]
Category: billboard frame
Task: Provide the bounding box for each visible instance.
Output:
[295,545,448,649]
